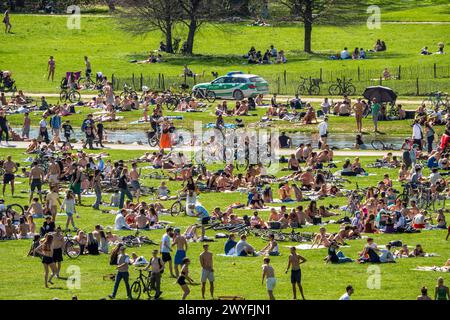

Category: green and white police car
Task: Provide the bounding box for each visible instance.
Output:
[192,72,269,100]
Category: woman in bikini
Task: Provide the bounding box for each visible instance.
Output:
[34,233,57,288]
[177,257,195,300]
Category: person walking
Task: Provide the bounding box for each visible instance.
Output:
[0,109,11,146]
[317,117,328,150]
[3,10,12,34]
[199,244,215,300]
[47,56,56,82]
[34,233,57,288]
[261,257,276,300]
[2,155,18,197]
[92,169,102,210]
[285,246,307,300]
[434,277,449,300]
[412,119,424,151]
[109,244,132,299]
[118,167,133,209]
[352,98,364,133]
[161,227,176,278]
[425,121,435,154]
[61,190,77,231]
[177,257,195,300]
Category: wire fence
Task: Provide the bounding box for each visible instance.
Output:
[111,63,450,97]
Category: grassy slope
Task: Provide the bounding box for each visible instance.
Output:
[0,149,448,300]
[0,12,449,93]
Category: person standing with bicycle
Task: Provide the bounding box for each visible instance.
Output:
[144,249,164,299]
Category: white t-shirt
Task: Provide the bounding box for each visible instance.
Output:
[339,292,351,300]
[161,234,171,253]
[318,121,328,136]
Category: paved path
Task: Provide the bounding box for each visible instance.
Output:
[2,141,400,157]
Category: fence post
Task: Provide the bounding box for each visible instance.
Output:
[277,76,280,94]
[140,73,143,90]
[434,63,437,78]
[158,73,161,89]
[358,66,360,81]
[283,70,287,86]
[319,68,323,82]
[398,65,401,80]
[162,74,165,90]
[416,78,420,96]
[379,77,382,86]
[111,74,115,88]
[132,73,135,88]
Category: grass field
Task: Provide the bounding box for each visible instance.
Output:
[0,148,448,300]
[0,4,449,94]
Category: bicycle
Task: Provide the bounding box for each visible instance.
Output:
[170,191,187,216]
[192,87,216,103]
[328,78,356,96]
[63,231,81,259]
[371,140,398,151]
[422,91,449,111]
[296,77,321,95]
[120,83,138,100]
[77,75,96,90]
[59,88,81,103]
[0,203,24,220]
[130,268,153,300]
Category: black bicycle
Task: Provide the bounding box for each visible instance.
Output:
[59,88,81,103]
[297,77,321,95]
[0,203,24,220]
[328,78,356,96]
[170,191,187,216]
[120,83,138,100]
[130,268,154,300]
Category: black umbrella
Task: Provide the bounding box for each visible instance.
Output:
[363,86,397,103]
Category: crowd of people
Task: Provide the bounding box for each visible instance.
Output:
[243,45,287,64]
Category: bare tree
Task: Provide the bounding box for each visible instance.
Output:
[117,0,181,53]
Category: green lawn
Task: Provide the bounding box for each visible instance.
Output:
[0,10,449,94]
[0,149,448,300]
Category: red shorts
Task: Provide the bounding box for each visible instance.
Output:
[413,223,425,229]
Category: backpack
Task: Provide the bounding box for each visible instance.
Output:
[109,252,118,265]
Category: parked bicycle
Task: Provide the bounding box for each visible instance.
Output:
[63,231,81,259]
[59,88,81,103]
[371,139,399,151]
[120,83,138,100]
[328,78,356,96]
[192,87,216,103]
[422,91,449,111]
[130,268,153,300]
[296,77,321,95]
[0,203,24,220]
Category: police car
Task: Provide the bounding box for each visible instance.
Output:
[192,72,269,100]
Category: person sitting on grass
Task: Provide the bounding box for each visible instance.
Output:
[259,234,280,256]
[236,234,256,256]
[302,105,318,124]
[325,241,353,264]
[311,227,332,248]
[357,237,381,263]
[224,233,237,255]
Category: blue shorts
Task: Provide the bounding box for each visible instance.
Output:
[66,211,73,217]
[174,250,186,265]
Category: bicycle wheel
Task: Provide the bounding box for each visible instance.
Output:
[206,91,216,103]
[120,91,128,100]
[146,275,155,298]
[65,240,81,259]
[6,204,24,217]
[69,91,81,103]
[59,91,68,101]
[296,85,308,95]
[328,85,341,96]
[165,97,179,111]
[371,140,385,150]
[309,85,320,96]
[344,85,356,96]
[130,281,142,300]
[170,201,182,216]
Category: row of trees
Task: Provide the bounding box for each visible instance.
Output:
[117,0,366,55]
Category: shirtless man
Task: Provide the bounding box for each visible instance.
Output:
[3,155,18,197]
[51,227,65,278]
[300,168,314,189]
[262,257,276,300]
[172,228,188,277]
[199,244,214,299]
[29,161,45,203]
[285,246,307,300]
[47,158,61,187]
[130,162,141,203]
[352,98,365,133]
[311,227,332,248]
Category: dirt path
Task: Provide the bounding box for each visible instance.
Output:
[2,141,400,157]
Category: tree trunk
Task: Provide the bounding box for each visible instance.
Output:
[303,0,313,53]
[185,18,197,55]
[165,22,174,54]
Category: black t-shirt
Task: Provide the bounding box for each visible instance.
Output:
[62,124,73,136]
[97,123,104,135]
[279,135,290,148]
[118,175,128,189]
